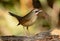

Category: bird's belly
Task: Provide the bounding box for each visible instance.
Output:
[22,16,37,26]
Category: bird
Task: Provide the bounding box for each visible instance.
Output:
[9,9,42,30]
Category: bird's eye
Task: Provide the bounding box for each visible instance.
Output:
[35,11,38,13]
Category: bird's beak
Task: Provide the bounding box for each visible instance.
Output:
[36,10,43,15]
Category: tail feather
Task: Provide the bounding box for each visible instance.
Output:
[9,12,22,25]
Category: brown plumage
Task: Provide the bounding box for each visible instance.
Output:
[9,9,42,30]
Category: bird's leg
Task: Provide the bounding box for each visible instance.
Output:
[26,26,31,36]
[27,26,28,30]
[23,26,30,36]
[25,26,31,36]
[23,26,27,36]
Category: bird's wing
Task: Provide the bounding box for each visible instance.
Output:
[23,9,41,20]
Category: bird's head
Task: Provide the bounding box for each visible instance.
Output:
[33,9,43,15]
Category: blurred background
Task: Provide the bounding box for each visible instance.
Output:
[0,0,60,36]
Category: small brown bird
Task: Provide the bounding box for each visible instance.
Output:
[9,9,42,30]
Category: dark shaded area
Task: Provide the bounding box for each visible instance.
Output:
[0,36,27,41]
[32,0,55,8]
[58,12,60,27]
[0,0,14,8]
[47,0,55,8]
[0,35,60,41]
[0,0,20,8]
[32,0,42,9]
